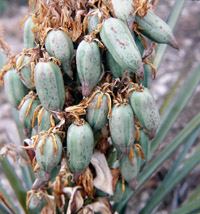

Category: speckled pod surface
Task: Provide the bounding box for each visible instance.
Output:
[130,87,160,138]
[16,55,33,88]
[36,134,63,173]
[76,40,102,97]
[109,104,135,153]
[139,129,150,166]
[34,61,65,111]
[86,93,109,131]
[67,121,94,177]
[19,97,40,137]
[100,17,142,75]
[4,68,29,108]
[45,30,74,78]
[28,193,46,212]
[38,109,52,132]
[23,16,36,49]
[119,151,141,183]
[140,64,153,89]
[136,10,178,49]
[87,11,99,34]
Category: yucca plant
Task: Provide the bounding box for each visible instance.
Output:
[0,0,200,213]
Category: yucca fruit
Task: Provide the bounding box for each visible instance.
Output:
[0,1,180,213]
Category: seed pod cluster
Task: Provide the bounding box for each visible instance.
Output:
[0,0,179,212]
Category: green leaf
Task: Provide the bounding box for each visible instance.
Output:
[0,203,13,214]
[153,0,185,69]
[187,186,200,204]
[0,181,19,213]
[151,64,200,153]
[0,157,27,213]
[171,199,200,214]
[139,128,200,213]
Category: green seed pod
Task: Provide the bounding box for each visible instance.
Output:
[3,68,29,108]
[67,120,94,179]
[28,192,46,212]
[107,148,119,169]
[16,55,34,88]
[34,61,65,111]
[119,151,141,186]
[111,179,132,203]
[135,33,145,57]
[0,51,6,70]
[87,10,99,34]
[136,10,179,49]
[139,64,153,89]
[45,30,74,78]
[103,0,135,31]
[130,87,160,138]
[138,129,150,166]
[106,51,126,78]
[36,134,63,173]
[19,97,40,137]
[23,16,36,49]
[100,18,142,75]
[76,40,102,97]
[86,93,109,131]
[38,109,53,132]
[109,104,135,153]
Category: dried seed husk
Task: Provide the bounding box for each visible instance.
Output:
[86,93,109,131]
[45,29,74,78]
[119,151,141,184]
[28,192,46,212]
[16,55,34,88]
[3,68,29,108]
[76,40,102,97]
[19,97,40,137]
[35,134,63,173]
[109,104,135,154]
[34,61,65,111]
[67,121,94,179]
[130,87,160,138]
[136,10,179,49]
[23,16,36,49]
[100,17,142,75]
[138,129,150,166]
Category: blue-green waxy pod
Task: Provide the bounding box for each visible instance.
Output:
[36,134,63,173]
[100,18,142,75]
[119,151,141,184]
[103,0,135,31]
[34,61,65,111]
[139,64,153,89]
[109,104,135,153]
[86,93,109,131]
[38,109,53,132]
[76,40,102,97]
[130,87,160,139]
[136,10,179,49]
[19,97,40,137]
[87,11,99,34]
[28,192,46,212]
[23,16,36,49]
[106,51,126,78]
[3,68,29,108]
[45,30,74,78]
[111,179,132,203]
[67,120,94,179]
[16,55,34,88]
[139,129,150,166]
[135,33,145,57]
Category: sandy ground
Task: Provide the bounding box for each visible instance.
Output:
[0,1,200,213]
